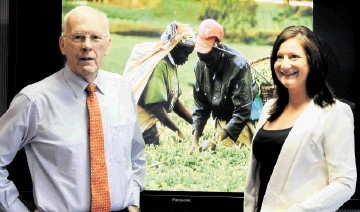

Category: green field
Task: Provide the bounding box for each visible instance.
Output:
[100,34,272,192]
[63,0,311,192]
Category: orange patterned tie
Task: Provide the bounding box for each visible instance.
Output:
[86,83,111,211]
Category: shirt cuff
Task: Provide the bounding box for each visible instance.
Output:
[7,198,30,212]
[131,181,141,206]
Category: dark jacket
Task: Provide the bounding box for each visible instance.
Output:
[192,44,254,140]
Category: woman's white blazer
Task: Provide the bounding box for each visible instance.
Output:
[244,99,357,212]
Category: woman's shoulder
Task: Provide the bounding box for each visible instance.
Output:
[326,99,352,112]
[338,98,355,114]
[322,99,354,121]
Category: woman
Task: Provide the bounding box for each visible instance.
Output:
[244,26,356,211]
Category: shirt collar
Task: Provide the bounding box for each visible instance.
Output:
[63,65,106,98]
[167,53,177,67]
[93,70,106,95]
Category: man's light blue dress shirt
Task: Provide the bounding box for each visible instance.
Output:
[0,66,146,211]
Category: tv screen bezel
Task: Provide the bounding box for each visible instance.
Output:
[4,0,359,211]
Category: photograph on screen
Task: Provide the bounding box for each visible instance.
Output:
[62,0,313,193]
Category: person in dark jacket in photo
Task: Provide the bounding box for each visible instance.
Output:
[189,19,257,154]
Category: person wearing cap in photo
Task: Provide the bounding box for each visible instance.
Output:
[124,21,196,145]
[190,19,257,153]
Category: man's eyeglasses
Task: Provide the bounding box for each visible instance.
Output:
[62,34,108,45]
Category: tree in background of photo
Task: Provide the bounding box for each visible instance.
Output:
[199,0,258,31]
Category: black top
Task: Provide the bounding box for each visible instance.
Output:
[252,125,292,212]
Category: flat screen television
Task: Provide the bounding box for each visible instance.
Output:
[4,0,358,211]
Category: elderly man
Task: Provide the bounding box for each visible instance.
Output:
[0,6,145,212]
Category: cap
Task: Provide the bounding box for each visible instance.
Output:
[195,19,224,54]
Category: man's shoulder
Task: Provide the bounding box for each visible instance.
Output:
[101,70,129,81]
[154,58,170,69]
[101,69,122,79]
[152,58,172,76]
[229,55,250,71]
[21,70,64,95]
[100,70,133,90]
[223,44,249,66]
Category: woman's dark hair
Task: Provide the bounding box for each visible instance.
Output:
[268,25,335,121]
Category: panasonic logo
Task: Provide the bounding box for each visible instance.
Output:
[171,198,192,203]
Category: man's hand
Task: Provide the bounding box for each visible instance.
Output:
[188,134,200,155]
[128,205,141,212]
[188,141,199,155]
[215,128,228,142]
[177,129,185,140]
[199,139,216,152]
[198,128,226,152]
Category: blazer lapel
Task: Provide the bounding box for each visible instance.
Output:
[264,100,322,205]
